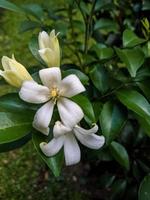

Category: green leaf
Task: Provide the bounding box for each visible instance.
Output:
[123,29,146,48]
[116,89,150,120]
[0,112,32,152]
[136,115,150,137]
[92,44,114,60]
[115,48,145,77]
[19,20,41,32]
[71,94,95,124]
[0,133,31,152]
[111,179,127,200]
[21,4,44,20]
[99,102,127,144]
[137,80,150,101]
[0,93,38,113]
[94,18,119,32]
[0,0,23,13]
[93,101,103,123]
[63,69,89,85]
[28,36,44,64]
[139,174,150,200]
[32,133,63,177]
[110,141,130,170]
[0,84,17,97]
[89,65,109,93]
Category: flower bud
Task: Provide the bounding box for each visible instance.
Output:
[38,30,60,67]
[0,56,32,88]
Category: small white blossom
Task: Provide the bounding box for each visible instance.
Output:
[40,121,105,166]
[38,30,60,67]
[19,67,85,135]
[0,56,32,88]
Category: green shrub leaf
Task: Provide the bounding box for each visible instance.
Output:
[32,133,64,177]
[116,89,150,120]
[110,141,130,170]
[139,174,150,200]
[115,48,145,77]
[72,94,95,124]
[99,102,127,144]
[123,29,146,48]
[89,65,108,93]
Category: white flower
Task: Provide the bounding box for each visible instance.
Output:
[19,67,85,135]
[38,30,60,67]
[40,122,105,166]
[0,56,32,88]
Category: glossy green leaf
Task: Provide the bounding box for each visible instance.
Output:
[71,94,95,124]
[93,101,103,123]
[116,48,145,77]
[0,0,23,13]
[123,29,146,48]
[0,112,32,152]
[0,133,31,152]
[137,81,150,101]
[99,102,127,144]
[0,93,38,113]
[32,133,64,177]
[19,20,41,32]
[0,84,17,97]
[116,89,150,120]
[89,65,108,93]
[21,4,44,20]
[136,115,150,137]
[63,69,89,85]
[99,47,114,60]
[139,174,150,200]
[110,141,130,170]
[94,18,119,32]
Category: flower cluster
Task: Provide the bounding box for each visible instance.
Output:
[0,30,105,166]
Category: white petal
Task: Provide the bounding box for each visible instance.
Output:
[53,121,72,138]
[74,124,99,135]
[19,80,50,104]
[64,133,81,166]
[38,48,60,68]
[38,31,50,49]
[40,136,64,157]
[39,67,61,88]
[61,75,85,97]
[33,101,55,135]
[74,125,105,149]
[57,97,84,128]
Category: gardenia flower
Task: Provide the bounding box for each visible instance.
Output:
[38,30,60,67]
[19,67,85,135]
[0,56,32,88]
[40,121,105,166]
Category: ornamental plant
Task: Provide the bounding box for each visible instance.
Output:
[0,0,150,199]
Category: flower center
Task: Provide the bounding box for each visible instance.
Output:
[50,87,59,100]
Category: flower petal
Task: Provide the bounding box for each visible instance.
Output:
[57,97,84,128]
[74,125,105,149]
[39,67,61,88]
[74,124,99,135]
[33,100,55,135]
[19,80,50,104]
[38,49,60,68]
[38,31,50,49]
[64,133,81,166]
[53,121,72,138]
[61,75,85,97]
[40,136,64,157]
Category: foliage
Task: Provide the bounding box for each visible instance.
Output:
[0,0,150,199]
